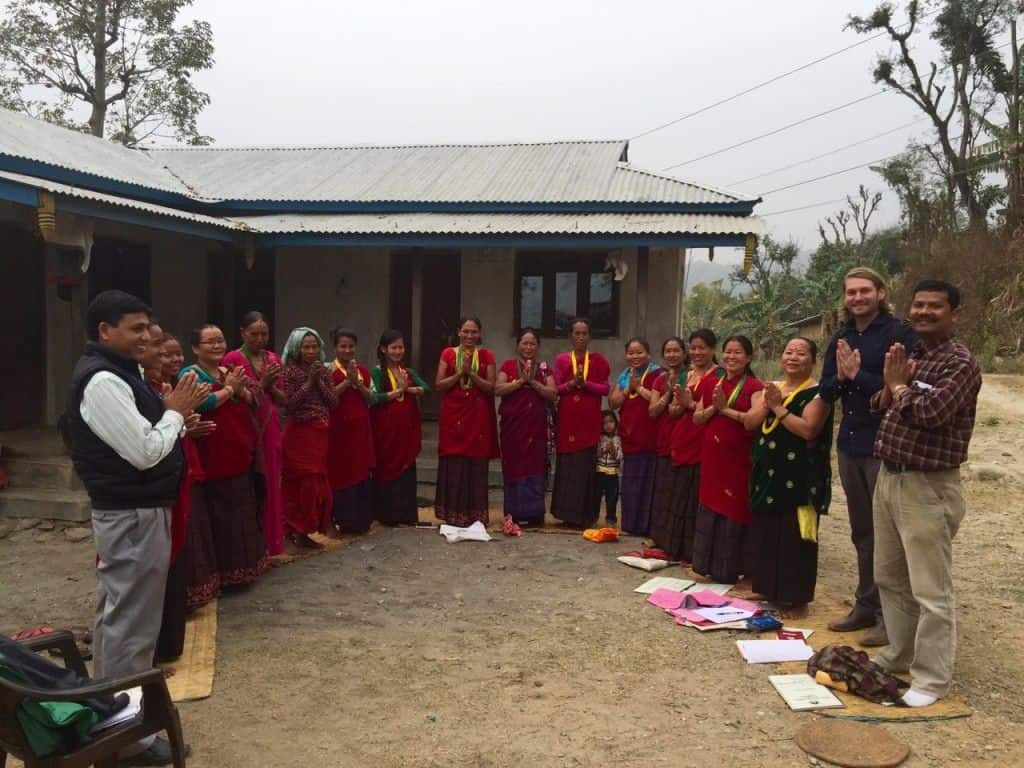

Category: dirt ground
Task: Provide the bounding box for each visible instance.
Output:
[3,376,1024,767]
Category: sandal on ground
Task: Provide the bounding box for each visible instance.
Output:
[502,516,523,538]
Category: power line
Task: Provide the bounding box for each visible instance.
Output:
[726,117,930,187]
[758,154,896,196]
[661,90,888,171]
[760,198,848,217]
[630,8,939,141]
[660,39,1011,174]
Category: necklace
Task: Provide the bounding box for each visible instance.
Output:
[455,346,479,389]
[724,373,747,409]
[239,345,263,373]
[386,365,407,401]
[570,350,590,380]
[761,377,814,435]
[627,363,654,399]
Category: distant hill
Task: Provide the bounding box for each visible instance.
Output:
[684,257,735,295]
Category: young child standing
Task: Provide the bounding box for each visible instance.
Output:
[596,410,623,526]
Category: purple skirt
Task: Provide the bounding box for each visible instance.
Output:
[333,478,373,533]
[503,475,546,525]
[620,452,657,536]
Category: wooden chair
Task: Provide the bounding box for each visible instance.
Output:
[0,631,186,767]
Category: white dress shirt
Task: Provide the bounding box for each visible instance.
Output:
[80,372,184,471]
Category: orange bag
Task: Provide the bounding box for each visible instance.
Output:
[582,527,620,543]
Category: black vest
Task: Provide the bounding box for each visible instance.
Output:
[67,343,184,510]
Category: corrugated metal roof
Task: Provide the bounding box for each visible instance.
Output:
[145,142,756,205]
[0,108,759,209]
[232,211,766,236]
[0,110,188,195]
[0,170,235,229]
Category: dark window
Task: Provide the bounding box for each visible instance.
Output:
[515,251,619,337]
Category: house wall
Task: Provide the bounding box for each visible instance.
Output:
[274,246,391,356]
[459,246,685,370]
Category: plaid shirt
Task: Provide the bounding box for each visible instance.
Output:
[870,339,981,471]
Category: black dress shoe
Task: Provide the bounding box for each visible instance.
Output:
[827,609,876,633]
[118,737,190,767]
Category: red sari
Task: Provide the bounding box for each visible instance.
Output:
[437,347,499,459]
[222,348,284,556]
[327,363,375,490]
[651,371,680,458]
[618,366,661,455]
[189,373,258,481]
[497,358,551,482]
[697,374,764,524]
[370,366,424,484]
[671,367,723,467]
[553,351,611,453]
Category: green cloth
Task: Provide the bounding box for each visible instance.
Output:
[369,367,430,406]
[749,385,832,516]
[0,659,98,759]
[179,363,219,412]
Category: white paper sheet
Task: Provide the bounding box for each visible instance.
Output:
[682,582,733,596]
[438,521,492,543]
[693,606,755,624]
[90,686,142,733]
[736,639,814,664]
[633,576,696,594]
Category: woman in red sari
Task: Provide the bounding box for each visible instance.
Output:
[182,324,266,591]
[645,336,688,554]
[327,328,375,534]
[608,337,661,535]
[279,327,338,549]
[434,316,499,527]
[223,311,286,556]
[691,334,765,583]
[161,334,220,610]
[370,330,430,524]
[551,318,611,528]
[495,328,557,530]
[658,329,722,563]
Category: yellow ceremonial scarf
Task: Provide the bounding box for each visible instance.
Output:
[570,350,590,380]
[761,377,814,435]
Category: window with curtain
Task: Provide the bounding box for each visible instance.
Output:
[515,251,619,337]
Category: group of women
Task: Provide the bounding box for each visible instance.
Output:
[142,310,833,658]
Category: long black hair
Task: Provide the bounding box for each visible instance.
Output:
[722,334,755,377]
[239,310,267,330]
[376,329,405,371]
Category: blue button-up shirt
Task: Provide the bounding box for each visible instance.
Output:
[819,313,918,457]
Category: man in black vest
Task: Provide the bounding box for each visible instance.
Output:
[67,290,206,766]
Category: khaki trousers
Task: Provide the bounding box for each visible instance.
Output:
[872,465,965,697]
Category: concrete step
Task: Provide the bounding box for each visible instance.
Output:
[0,455,83,491]
[0,489,92,523]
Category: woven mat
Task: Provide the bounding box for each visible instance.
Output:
[161,599,217,702]
[678,566,973,722]
[795,720,910,767]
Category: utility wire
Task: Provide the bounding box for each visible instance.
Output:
[630,8,939,141]
[760,198,848,217]
[726,117,930,187]
[661,91,888,171]
[660,39,1010,174]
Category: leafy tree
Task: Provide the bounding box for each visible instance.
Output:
[0,0,214,145]
[720,236,806,359]
[848,0,1012,229]
[682,280,736,337]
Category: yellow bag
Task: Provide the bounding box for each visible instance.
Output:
[797,505,818,543]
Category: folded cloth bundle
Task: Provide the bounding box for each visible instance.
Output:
[582,527,619,543]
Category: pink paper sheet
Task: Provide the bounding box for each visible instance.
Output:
[647,588,687,610]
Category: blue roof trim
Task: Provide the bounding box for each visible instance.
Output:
[1,154,760,216]
[255,233,749,249]
[55,197,239,243]
[0,155,193,207]
[0,176,39,207]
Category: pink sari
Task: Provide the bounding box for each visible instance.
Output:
[223,347,285,556]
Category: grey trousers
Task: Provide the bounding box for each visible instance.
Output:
[92,507,171,752]
[837,452,882,620]
[873,466,965,697]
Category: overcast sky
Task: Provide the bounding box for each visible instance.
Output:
[177,0,999,265]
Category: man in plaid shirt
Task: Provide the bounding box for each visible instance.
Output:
[869,279,981,707]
